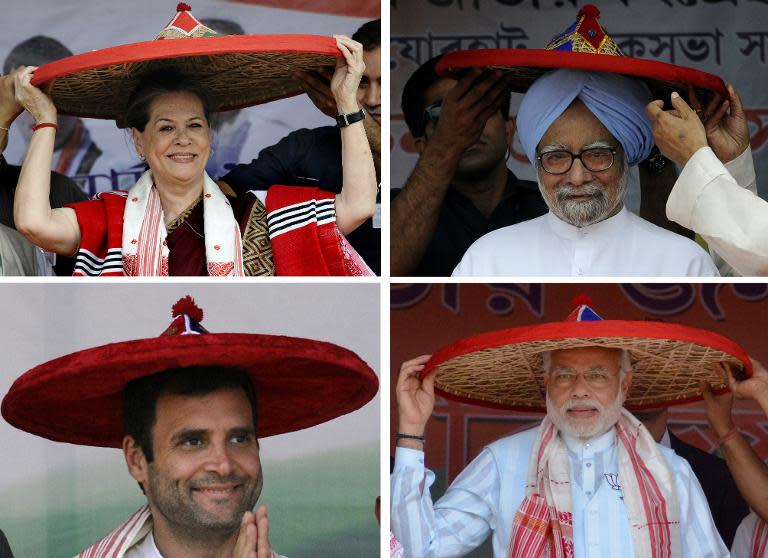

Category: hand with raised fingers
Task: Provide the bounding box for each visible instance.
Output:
[233,507,279,558]
[645,91,708,166]
[689,84,750,164]
[428,69,511,157]
[330,35,365,114]
[396,355,435,443]
[0,70,24,128]
[13,65,57,125]
[293,66,336,118]
[725,357,768,407]
[233,511,258,558]
[700,364,736,438]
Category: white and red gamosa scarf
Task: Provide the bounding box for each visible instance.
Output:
[122,171,244,276]
[70,170,372,276]
[507,409,680,558]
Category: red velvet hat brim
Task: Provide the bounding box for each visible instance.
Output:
[437,49,728,103]
[30,35,340,126]
[1,333,378,447]
[423,320,749,412]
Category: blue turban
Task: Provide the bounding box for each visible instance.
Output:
[517,69,654,167]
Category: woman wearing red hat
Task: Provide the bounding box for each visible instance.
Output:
[10,4,376,276]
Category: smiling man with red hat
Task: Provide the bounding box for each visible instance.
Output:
[1,296,378,558]
[390,295,749,557]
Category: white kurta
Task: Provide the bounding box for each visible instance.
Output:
[391,426,728,558]
[452,207,719,276]
[666,147,768,277]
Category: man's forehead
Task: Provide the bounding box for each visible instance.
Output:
[540,99,617,148]
[153,388,255,432]
[550,346,623,362]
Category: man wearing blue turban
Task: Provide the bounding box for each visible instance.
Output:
[453,68,719,277]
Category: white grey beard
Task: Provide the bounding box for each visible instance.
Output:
[538,169,628,228]
[546,390,624,440]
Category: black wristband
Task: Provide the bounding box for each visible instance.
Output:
[396,432,425,443]
[335,109,365,128]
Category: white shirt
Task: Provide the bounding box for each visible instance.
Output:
[125,530,160,558]
[667,146,768,277]
[391,426,728,558]
[452,206,719,277]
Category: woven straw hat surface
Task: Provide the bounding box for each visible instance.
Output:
[30,3,339,125]
[425,319,749,412]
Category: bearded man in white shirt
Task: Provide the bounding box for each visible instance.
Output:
[448,6,721,277]
[390,299,738,558]
[452,68,718,277]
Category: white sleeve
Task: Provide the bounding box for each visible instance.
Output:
[390,446,500,558]
[675,458,730,558]
[451,251,472,276]
[666,147,768,276]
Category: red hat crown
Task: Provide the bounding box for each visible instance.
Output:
[546,4,623,56]
[565,294,603,322]
[160,295,209,336]
[155,3,220,40]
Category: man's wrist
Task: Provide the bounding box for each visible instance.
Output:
[422,136,464,166]
[336,100,360,114]
[713,422,736,439]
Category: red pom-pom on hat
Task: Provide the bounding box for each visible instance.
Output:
[578,4,600,18]
[176,2,192,12]
[172,295,204,323]
[570,294,594,309]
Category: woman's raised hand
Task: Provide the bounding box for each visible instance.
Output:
[13,66,57,124]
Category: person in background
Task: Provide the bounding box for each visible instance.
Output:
[218,19,382,274]
[646,85,767,276]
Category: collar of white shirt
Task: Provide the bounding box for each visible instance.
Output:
[560,427,616,456]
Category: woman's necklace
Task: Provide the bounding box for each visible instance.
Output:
[166,194,203,232]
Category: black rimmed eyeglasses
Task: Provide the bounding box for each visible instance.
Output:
[537,147,618,175]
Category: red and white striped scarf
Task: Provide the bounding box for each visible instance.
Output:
[752,516,768,557]
[734,512,768,557]
[508,409,680,558]
[122,170,243,276]
[75,505,151,558]
[265,186,373,276]
[69,184,372,276]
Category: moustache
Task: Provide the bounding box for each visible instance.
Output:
[189,474,250,489]
[555,182,607,202]
[560,398,604,412]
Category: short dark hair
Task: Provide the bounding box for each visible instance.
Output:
[401,55,512,139]
[352,19,380,51]
[124,69,214,132]
[4,35,72,74]
[122,366,258,463]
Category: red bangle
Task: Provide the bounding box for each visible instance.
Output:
[717,427,740,448]
[32,122,58,132]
